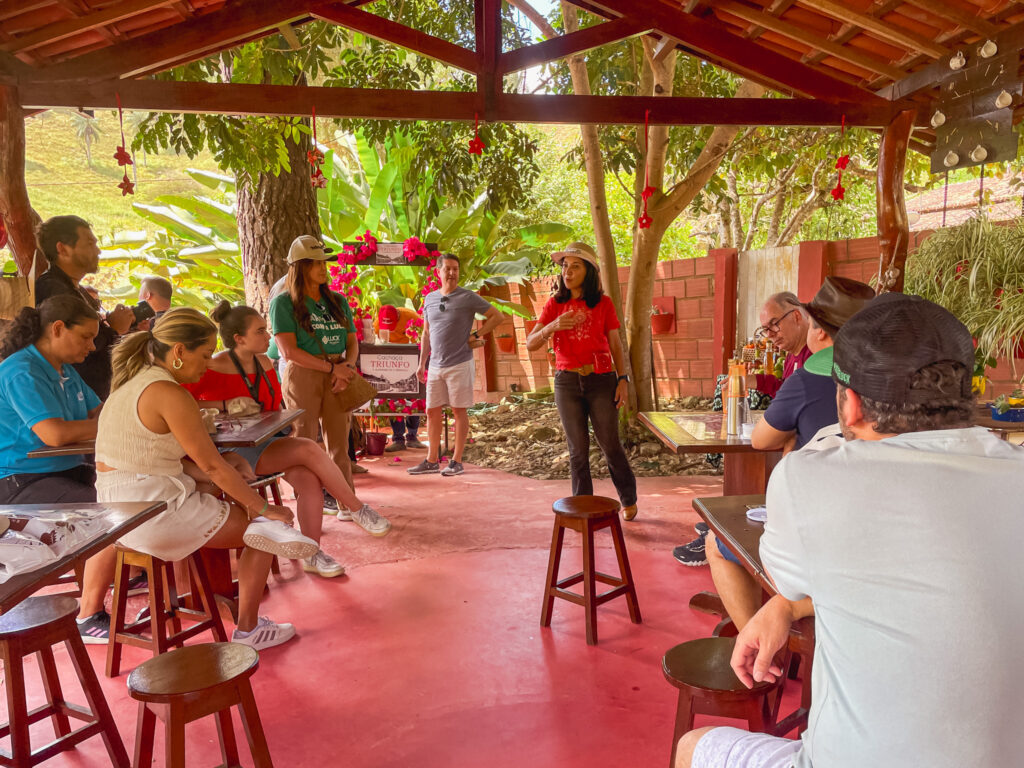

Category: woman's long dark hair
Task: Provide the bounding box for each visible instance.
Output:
[285,260,354,335]
[554,260,603,309]
[0,295,99,360]
[210,300,261,350]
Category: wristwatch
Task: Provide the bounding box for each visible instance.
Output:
[617,374,629,383]
[472,330,480,339]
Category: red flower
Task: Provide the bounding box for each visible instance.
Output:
[307,149,324,167]
[835,155,850,170]
[113,145,133,167]
[118,173,135,196]
[310,168,327,189]
[468,136,485,155]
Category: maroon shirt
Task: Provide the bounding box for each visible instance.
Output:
[753,345,812,398]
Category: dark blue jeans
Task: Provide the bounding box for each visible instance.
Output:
[391,416,421,441]
[554,371,637,507]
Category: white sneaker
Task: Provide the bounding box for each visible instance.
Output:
[302,550,345,578]
[231,616,296,651]
[242,517,319,559]
[350,504,391,537]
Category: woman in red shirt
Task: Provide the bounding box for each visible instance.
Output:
[526,242,638,521]
[186,302,390,578]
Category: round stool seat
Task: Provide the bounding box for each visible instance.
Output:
[552,495,620,519]
[128,642,259,703]
[663,637,777,694]
[0,595,78,638]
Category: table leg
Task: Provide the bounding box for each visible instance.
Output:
[198,549,239,625]
[722,451,781,495]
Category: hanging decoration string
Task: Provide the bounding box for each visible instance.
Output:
[114,93,135,196]
[468,113,485,155]
[942,171,949,228]
[831,114,849,202]
[638,109,655,229]
[308,105,326,189]
[979,163,985,212]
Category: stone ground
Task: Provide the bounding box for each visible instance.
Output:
[462,394,720,480]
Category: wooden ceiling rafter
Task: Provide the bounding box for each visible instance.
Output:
[796,0,948,58]
[900,0,1000,39]
[499,15,651,74]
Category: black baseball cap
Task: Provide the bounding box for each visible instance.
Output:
[831,292,973,404]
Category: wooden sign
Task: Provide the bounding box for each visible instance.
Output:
[358,342,425,398]
[342,242,437,267]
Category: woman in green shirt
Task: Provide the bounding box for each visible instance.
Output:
[269,235,361,489]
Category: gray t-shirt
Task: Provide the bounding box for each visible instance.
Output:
[762,426,1024,768]
[423,286,491,369]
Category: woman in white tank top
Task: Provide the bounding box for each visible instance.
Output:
[87,308,319,651]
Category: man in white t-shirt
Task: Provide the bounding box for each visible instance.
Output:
[676,293,1024,768]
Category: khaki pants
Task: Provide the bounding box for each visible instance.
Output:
[281,363,353,490]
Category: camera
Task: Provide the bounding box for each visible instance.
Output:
[131,301,156,324]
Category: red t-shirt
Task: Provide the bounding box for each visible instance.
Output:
[185,367,283,412]
[538,295,620,371]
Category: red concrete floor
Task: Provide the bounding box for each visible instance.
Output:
[1,456,802,767]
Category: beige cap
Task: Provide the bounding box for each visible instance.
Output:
[287,235,334,264]
[551,241,599,270]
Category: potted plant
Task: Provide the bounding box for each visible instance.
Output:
[496,333,516,354]
[904,216,1024,380]
[651,304,675,335]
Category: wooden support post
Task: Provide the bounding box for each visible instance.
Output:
[475,0,502,120]
[0,85,37,277]
[875,109,915,295]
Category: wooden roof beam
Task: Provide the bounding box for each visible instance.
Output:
[899,0,1000,39]
[15,77,921,127]
[1,0,178,54]
[573,0,900,108]
[310,1,477,73]
[36,0,314,81]
[499,15,650,74]
[712,0,905,81]
[796,0,948,59]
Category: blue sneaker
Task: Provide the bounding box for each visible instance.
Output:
[77,610,111,645]
[695,522,710,537]
[673,536,708,567]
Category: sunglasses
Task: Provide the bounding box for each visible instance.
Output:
[439,296,448,313]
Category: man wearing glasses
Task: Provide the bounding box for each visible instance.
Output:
[747,292,811,398]
[408,254,501,477]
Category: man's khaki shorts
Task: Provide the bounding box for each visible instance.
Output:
[426,358,475,409]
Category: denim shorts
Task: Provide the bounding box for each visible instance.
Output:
[717,536,742,566]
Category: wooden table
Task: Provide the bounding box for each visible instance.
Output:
[0,501,167,614]
[27,409,305,458]
[639,411,782,495]
[974,403,1024,440]
[692,493,813,736]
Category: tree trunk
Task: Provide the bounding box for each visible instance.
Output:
[0,86,39,277]
[236,131,319,314]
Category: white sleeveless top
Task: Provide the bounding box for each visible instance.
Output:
[96,365,185,476]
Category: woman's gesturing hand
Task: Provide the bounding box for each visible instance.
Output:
[330,362,355,393]
[261,504,295,525]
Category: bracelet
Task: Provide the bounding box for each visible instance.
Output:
[250,500,268,519]
[328,361,335,374]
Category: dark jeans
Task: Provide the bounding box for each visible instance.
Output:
[0,465,96,504]
[554,371,637,507]
[391,416,421,441]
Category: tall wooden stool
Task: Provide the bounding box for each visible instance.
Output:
[662,637,784,767]
[128,642,273,768]
[0,595,129,767]
[540,495,641,645]
[107,547,227,678]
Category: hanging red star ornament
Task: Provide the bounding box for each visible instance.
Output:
[308,106,327,189]
[310,167,327,189]
[113,93,135,195]
[638,109,656,229]
[468,113,485,155]
[830,178,845,201]
[830,114,848,203]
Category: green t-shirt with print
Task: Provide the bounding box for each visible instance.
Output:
[268,291,353,358]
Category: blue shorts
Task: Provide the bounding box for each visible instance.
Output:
[716,536,742,566]
[221,435,283,474]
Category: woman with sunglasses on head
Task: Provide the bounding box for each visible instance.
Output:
[187,301,389,574]
[526,242,638,522]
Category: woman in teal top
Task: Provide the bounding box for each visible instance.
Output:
[0,295,101,503]
[269,235,360,487]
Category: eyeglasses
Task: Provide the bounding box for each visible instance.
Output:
[439,296,448,313]
[758,308,798,335]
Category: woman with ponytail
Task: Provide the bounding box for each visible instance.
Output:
[268,236,366,490]
[88,307,319,650]
[186,301,389,578]
[0,295,101,504]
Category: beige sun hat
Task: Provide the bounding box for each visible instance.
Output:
[287,235,334,264]
[552,241,599,270]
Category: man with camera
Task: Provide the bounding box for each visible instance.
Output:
[34,215,135,399]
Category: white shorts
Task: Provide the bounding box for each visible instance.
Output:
[426,358,475,409]
[693,727,801,768]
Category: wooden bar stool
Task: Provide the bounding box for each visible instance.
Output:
[0,595,129,767]
[540,495,641,645]
[128,642,273,768]
[107,546,227,678]
[662,637,784,767]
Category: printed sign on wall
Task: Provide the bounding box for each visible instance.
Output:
[358,343,425,398]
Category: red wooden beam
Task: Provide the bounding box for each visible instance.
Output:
[573,0,901,109]
[310,1,477,73]
[499,15,650,74]
[36,0,313,81]
[15,78,922,127]
[475,0,502,119]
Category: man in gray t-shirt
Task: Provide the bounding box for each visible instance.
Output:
[408,253,500,478]
[676,293,1024,768]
